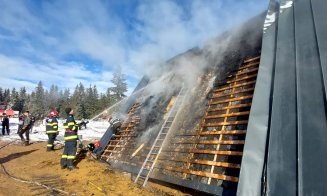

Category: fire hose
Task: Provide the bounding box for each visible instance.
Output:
[0,164,71,195]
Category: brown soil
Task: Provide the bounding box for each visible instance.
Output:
[0,141,188,196]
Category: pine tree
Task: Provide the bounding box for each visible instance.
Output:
[13,87,27,112]
[30,81,46,117]
[0,88,3,102]
[3,89,10,103]
[110,68,128,102]
[10,88,20,110]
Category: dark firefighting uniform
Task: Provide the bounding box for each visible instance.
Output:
[60,114,79,167]
[46,117,58,151]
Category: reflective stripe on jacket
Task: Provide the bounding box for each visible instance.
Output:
[63,115,78,141]
[46,117,58,134]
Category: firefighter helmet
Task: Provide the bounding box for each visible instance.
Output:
[49,111,58,117]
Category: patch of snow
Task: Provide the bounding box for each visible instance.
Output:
[0,120,110,143]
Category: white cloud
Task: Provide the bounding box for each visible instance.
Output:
[0,0,268,94]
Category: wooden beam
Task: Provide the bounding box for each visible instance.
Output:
[205,111,250,119]
[203,120,248,127]
[174,140,245,145]
[238,62,259,70]
[113,135,137,138]
[162,167,239,182]
[226,73,257,84]
[232,67,259,78]
[158,158,241,169]
[163,149,243,156]
[174,130,246,137]
[243,56,260,63]
[211,88,255,99]
[210,95,253,105]
[200,130,246,135]
[213,81,256,93]
[131,143,144,158]
[207,103,251,112]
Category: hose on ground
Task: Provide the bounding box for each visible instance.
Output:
[0,163,71,195]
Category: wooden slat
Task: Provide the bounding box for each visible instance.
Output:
[230,67,259,78]
[200,130,246,135]
[203,120,248,127]
[162,167,239,182]
[238,62,259,70]
[174,130,246,137]
[213,81,256,93]
[174,140,245,145]
[117,130,133,133]
[163,149,243,155]
[159,158,241,169]
[243,56,260,63]
[112,135,137,138]
[226,73,257,84]
[205,111,250,119]
[211,88,255,99]
[207,103,252,112]
[210,95,253,105]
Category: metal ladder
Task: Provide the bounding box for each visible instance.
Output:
[134,85,187,186]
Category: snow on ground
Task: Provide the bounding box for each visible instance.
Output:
[0,120,109,143]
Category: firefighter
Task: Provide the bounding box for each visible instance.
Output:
[17,115,24,134]
[1,113,10,135]
[46,110,59,151]
[60,107,79,170]
[19,111,31,146]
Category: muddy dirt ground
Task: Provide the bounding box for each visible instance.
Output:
[0,141,189,196]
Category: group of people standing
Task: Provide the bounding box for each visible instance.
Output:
[1,111,33,146]
[44,107,79,170]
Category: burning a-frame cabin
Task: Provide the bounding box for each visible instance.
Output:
[92,0,327,195]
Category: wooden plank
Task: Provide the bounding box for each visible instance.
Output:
[163,149,243,155]
[174,140,245,145]
[211,88,255,99]
[226,73,257,84]
[200,130,246,135]
[118,130,133,133]
[238,62,259,70]
[243,56,260,63]
[227,67,259,78]
[174,130,246,137]
[158,158,241,169]
[162,167,239,182]
[210,95,253,105]
[234,67,259,77]
[203,120,248,127]
[112,135,137,138]
[213,81,256,93]
[205,111,250,119]
[207,103,251,112]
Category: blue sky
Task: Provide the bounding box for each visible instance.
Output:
[0,0,268,95]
